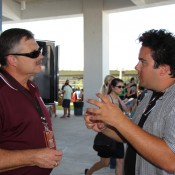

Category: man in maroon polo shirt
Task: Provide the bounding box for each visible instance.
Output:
[0,28,62,175]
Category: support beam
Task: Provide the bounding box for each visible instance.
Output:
[130,0,146,6]
[83,0,109,107]
[2,0,21,21]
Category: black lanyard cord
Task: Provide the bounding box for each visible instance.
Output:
[124,91,164,175]
[20,88,48,125]
[0,69,48,128]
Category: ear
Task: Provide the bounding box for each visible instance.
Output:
[6,55,17,67]
[159,64,170,76]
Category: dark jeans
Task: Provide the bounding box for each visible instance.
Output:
[110,157,116,169]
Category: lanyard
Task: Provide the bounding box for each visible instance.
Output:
[0,69,49,130]
[20,87,49,130]
[124,91,164,175]
[138,91,164,127]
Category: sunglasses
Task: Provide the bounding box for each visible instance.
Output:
[6,47,43,59]
[115,86,124,89]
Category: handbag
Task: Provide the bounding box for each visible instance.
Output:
[93,132,116,157]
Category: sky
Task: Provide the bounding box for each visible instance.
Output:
[2,3,175,71]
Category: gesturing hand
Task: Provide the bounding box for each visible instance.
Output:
[85,93,124,128]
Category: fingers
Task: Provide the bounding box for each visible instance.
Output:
[96,93,110,103]
[86,109,103,124]
[84,111,100,125]
[35,148,63,169]
[53,150,62,168]
[53,161,60,167]
[86,99,101,108]
[55,150,63,157]
[86,93,111,114]
[84,111,106,132]
[86,93,110,107]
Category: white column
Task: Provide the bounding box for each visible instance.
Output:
[83,0,109,107]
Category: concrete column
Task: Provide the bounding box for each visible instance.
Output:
[0,0,2,32]
[83,0,109,107]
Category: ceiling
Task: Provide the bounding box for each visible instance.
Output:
[2,0,175,23]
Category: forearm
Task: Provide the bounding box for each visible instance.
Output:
[0,149,35,172]
[113,116,175,172]
[0,147,62,172]
[102,125,125,143]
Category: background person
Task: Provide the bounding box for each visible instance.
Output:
[85,75,116,175]
[61,79,73,118]
[0,28,62,175]
[100,75,115,94]
[99,74,116,169]
[85,29,175,175]
[107,78,128,175]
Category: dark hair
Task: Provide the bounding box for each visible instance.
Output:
[0,28,34,65]
[108,78,123,94]
[65,80,69,85]
[138,29,175,77]
[130,77,135,82]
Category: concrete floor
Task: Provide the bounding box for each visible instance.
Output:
[50,110,115,175]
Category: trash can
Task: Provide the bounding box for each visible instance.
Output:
[73,101,84,116]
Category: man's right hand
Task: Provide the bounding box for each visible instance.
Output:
[84,111,106,132]
[32,148,63,169]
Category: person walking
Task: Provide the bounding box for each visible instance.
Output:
[85,75,115,174]
[85,78,128,175]
[107,78,128,175]
[85,29,175,175]
[0,28,62,175]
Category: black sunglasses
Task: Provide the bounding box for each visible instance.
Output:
[115,86,124,89]
[6,47,43,59]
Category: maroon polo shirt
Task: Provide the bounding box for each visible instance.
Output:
[0,69,53,175]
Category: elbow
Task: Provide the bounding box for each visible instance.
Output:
[164,169,175,174]
[161,162,175,173]
[166,167,175,174]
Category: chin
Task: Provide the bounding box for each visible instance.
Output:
[36,66,43,72]
[34,69,42,74]
[138,81,144,87]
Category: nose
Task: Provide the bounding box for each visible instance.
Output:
[135,61,140,71]
[39,52,44,59]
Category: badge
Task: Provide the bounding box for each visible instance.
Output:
[44,130,56,149]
